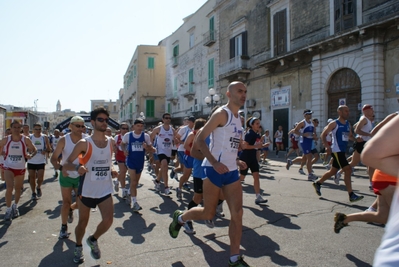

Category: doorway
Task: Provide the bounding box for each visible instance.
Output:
[273,108,289,151]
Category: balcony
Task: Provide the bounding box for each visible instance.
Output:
[219,56,251,81]
[181,86,196,101]
[166,93,179,105]
[203,30,217,47]
[172,56,179,68]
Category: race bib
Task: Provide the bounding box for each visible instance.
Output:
[91,166,110,181]
[342,132,349,142]
[131,142,143,152]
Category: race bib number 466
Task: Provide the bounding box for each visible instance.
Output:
[92,166,110,181]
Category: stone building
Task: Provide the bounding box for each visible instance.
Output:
[91,99,119,121]
[215,0,399,149]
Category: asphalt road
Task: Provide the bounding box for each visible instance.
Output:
[0,156,384,267]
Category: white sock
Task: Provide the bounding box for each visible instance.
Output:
[230,255,240,263]
[6,206,12,212]
[132,196,137,203]
[178,215,185,224]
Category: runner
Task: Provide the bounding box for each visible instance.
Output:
[239,117,269,204]
[274,125,284,157]
[260,129,272,163]
[168,81,251,267]
[312,105,364,202]
[0,120,37,223]
[50,129,61,178]
[150,113,176,195]
[51,116,86,239]
[113,122,129,199]
[63,108,118,264]
[27,123,51,200]
[121,118,153,212]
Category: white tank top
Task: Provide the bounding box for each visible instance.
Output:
[275,130,283,142]
[79,136,113,198]
[27,134,46,164]
[156,125,174,157]
[60,134,81,178]
[358,116,373,141]
[52,136,60,150]
[3,135,27,169]
[203,106,243,171]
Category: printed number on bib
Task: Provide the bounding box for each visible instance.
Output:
[92,167,110,181]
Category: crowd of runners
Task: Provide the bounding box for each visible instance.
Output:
[1,81,399,266]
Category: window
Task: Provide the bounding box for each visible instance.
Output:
[133,65,137,77]
[273,9,287,56]
[167,103,171,113]
[188,68,194,92]
[148,57,154,69]
[189,33,195,48]
[209,17,215,40]
[129,102,132,114]
[174,77,178,96]
[173,45,179,57]
[229,31,248,59]
[146,99,155,117]
[334,0,356,33]
[208,59,214,88]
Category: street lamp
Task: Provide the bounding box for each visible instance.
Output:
[204,88,220,109]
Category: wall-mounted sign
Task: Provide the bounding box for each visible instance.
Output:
[339,98,346,106]
[271,87,290,107]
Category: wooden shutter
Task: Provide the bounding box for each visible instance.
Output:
[230,38,235,59]
[242,31,248,56]
[274,9,287,56]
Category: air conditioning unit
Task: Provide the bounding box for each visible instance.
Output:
[195,104,201,111]
[190,106,195,112]
[246,99,256,108]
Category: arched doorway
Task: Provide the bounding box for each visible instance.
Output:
[327,68,361,125]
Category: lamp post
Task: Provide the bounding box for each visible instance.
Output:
[204,88,220,110]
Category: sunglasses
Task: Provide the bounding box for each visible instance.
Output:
[96,118,109,123]
[34,128,42,131]
[121,127,129,130]
[163,117,171,120]
[72,124,86,128]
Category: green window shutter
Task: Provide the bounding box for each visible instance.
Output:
[210,17,214,40]
[189,68,194,92]
[174,77,177,96]
[146,100,155,117]
[173,45,179,57]
[129,103,132,113]
[168,103,171,113]
[133,65,137,77]
[148,57,154,69]
[208,58,214,88]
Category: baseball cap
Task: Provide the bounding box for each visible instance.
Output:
[183,117,189,121]
[327,118,334,123]
[134,118,144,125]
[188,116,195,123]
[70,116,84,123]
[303,109,313,115]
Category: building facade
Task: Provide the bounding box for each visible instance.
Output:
[91,99,120,121]
[120,45,166,126]
[160,0,220,124]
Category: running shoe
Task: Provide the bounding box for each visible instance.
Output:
[183,183,191,191]
[153,180,161,192]
[183,221,196,234]
[164,187,172,195]
[68,209,74,223]
[334,212,348,233]
[169,210,183,238]
[228,255,251,267]
[255,195,268,205]
[4,208,12,223]
[86,236,101,259]
[308,173,318,181]
[31,193,38,201]
[334,172,341,185]
[113,179,119,192]
[349,193,364,202]
[73,246,84,264]
[216,203,225,218]
[286,159,293,170]
[12,203,19,218]
[36,187,42,198]
[298,169,306,175]
[132,202,142,212]
[312,182,321,196]
[176,187,182,200]
[122,189,128,199]
[205,219,215,228]
[59,225,69,239]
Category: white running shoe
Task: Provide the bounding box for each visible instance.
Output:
[183,221,195,234]
[334,172,341,185]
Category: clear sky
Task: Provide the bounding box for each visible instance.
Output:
[0,0,207,113]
